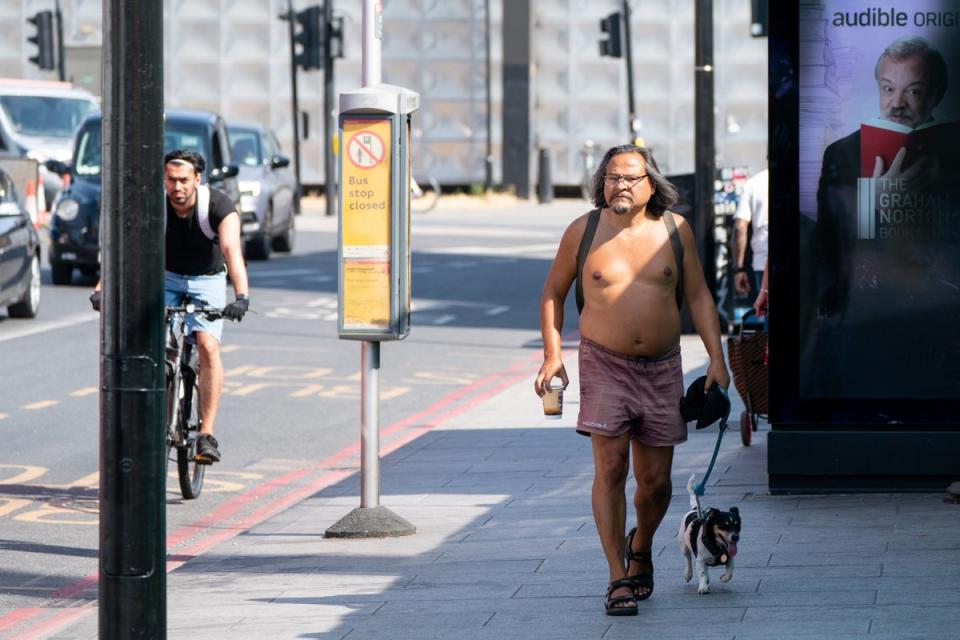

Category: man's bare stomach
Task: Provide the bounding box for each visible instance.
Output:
[579,294,681,358]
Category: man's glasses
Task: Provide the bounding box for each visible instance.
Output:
[602,174,649,188]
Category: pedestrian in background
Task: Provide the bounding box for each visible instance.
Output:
[535,144,729,615]
[732,167,768,300]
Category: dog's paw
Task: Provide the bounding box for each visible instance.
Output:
[683,568,692,583]
[720,572,732,583]
[698,584,710,595]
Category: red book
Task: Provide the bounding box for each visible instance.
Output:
[859,118,955,176]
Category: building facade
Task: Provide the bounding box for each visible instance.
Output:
[0,0,767,188]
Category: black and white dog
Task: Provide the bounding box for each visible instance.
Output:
[678,475,741,594]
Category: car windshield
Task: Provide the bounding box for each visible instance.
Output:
[74,123,101,177]
[0,95,93,138]
[73,120,210,179]
[229,129,262,167]
[164,122,208,161]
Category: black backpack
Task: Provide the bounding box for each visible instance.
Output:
[575,208,685,314]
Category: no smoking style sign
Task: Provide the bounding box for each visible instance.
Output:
[347,130,386,169]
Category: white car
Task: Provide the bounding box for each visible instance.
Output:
[0,79,97,206]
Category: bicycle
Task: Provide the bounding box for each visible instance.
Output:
[164,299,227,499]
[410,174,440,213]
[579,140,597,202]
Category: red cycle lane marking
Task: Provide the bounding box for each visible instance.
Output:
[0,351,541,639]
[6,607,90,640]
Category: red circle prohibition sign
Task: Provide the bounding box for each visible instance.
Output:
[346,130,386,169]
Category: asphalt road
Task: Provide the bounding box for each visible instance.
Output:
[0,197,587,615]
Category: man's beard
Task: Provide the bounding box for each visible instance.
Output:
[885,107,918,127]
[611,203,631,214]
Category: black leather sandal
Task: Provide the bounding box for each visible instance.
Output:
[624,527,654,601]
[604,578,638,616]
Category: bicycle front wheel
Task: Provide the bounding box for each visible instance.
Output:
[176,376,206,499]
[411,175,441,213]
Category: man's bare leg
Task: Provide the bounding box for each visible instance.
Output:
[591,432,633,608]
[195,332,223,437]
[627,441,674,598]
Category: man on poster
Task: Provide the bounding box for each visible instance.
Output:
[813,36,960,397]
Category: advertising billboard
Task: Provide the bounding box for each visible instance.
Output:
[797,0,960,402]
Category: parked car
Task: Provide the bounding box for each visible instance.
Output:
[0,166,41,318]
[45,109,240,285]
[0,79,97,206]
[228,122,298,260]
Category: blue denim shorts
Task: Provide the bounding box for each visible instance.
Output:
[164,270,227,342]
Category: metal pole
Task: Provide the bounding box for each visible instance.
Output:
[362,0,381,86]
[484,0,493,191]
[100,0,166,637]
[55,0,65,82]
[694,0,717,295]
[323,0,336,217]
[361,0,381,510]
[286,0,303,210]
[360,341,380,508]
[622,0,637,144]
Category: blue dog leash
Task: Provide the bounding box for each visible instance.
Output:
[692,386,731,518]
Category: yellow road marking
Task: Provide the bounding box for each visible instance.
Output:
[15,505,97,525]
[0,413,7,420]
[0,465,47,484]
[69,387,98,397]
[221,345,241,353]
[22,400,59,410]
[0,498,31,517]
[245,366,332,380]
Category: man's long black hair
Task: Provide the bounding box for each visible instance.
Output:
[591,144,678,216]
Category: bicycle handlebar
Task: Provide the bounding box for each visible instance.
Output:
[165,303,233,322]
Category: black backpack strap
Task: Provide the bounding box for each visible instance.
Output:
[575,209,601,315]
[663,211,684,309]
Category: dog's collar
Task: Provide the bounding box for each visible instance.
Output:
[690,515,728,564]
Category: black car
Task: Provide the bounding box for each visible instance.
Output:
[0,167,41,318]
[45,109,240,285]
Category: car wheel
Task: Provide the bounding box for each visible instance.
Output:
[51,260,73,285]
[8,254,41,318]
[272,209,295,253]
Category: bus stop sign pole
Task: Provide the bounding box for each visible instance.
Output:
[325,0,415,539]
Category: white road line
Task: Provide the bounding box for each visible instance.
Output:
[485,305,510,316]
[0,313,96,343]
[432,315,456,325]
[23,400,59,410]
[0,413,7,420]
[249,268,320,278]
[411,225,556,239]
[420,243,558,256]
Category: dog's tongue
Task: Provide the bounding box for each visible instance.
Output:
[726,543,738,558]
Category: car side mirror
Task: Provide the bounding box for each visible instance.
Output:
[209,164,240,183]
[45,159,70,176]
[271,154,291,169]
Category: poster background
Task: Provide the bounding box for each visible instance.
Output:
[798,0,960,401]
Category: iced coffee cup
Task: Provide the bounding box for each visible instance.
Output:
[542,377,565,418]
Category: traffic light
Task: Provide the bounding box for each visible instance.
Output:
[293,5,322,71]
[327,15,345,59]
[27,10,55,70]
[599,12,622,58]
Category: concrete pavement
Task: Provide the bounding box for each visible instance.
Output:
[18,331,959,640]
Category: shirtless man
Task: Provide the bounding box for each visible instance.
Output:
[535,144,729,615]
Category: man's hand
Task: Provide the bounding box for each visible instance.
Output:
[872,146,932,195]
[89,290,101,312]
[734,270,750,295]
[535,357,569,397]
[704,359,730,392]
[223,294,249,321]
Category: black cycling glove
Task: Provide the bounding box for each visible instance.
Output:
[90,290,102,312]
[223,294,249,321]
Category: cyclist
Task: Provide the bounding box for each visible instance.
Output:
[91,149,249,464]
